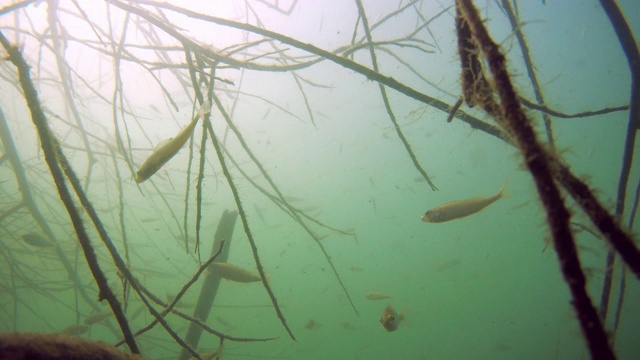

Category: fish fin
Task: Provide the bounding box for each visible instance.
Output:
[197,100,212,118]
[498,178,511,199]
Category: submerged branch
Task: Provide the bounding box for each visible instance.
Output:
[0,33,140,354]
[355,0,438,191]
[518,96,629,119]
[205,93,297,340]
[598,0,640,322]
[455,1,614,358]
[499,0,555,148]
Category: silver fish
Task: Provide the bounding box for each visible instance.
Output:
[208,262,264,283]
[21,233,54,247]
[421,181,507,223]
[136,101,211,183]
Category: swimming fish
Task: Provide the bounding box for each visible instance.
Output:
[208,262,263,283]
[83,312,113,325]
[21,233,54,247]
[136,100,211,183]
[380,304,405,332]
[366,291,392,300]
[340,322,358,330]
[304,319,319,330]
[59,324,89,336]
[420,181,507,223]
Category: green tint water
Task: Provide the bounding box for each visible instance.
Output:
[0,1,638,359]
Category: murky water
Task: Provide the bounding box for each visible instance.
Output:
[0,1,638,359]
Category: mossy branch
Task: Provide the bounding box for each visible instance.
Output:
[455,1,615,358]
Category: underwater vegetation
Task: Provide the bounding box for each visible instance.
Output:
[0,0,638,359]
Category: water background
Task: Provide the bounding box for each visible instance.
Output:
[0,1,638,359]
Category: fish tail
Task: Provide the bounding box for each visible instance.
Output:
[197,100,212,118]
[498,178,510,199]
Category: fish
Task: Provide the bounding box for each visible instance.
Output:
[433,258,461,272]
[340,322,358,330]
[366,291,392,300]
[136,100,211,183]
[83,312,113,325]
[59,324,89,336]
[207,262,263,283]
[21,233,54,247]
[380,304,405,332]
[420,180,507,223]
[304,319,319,330]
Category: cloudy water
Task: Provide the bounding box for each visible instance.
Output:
[0,1,638,359]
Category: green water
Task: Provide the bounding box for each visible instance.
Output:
[0,1,638,359]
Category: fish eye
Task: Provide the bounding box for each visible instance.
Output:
[425,210,432,216]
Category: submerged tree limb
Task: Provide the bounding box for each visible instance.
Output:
[499,0,555,148]
[203,93,296,340]
[0,32,140,355]
[455,1,615,358]
[46,1,96,189]
[202,83,361,318]
[354,0,438,191]
[518,96,628,119]
[0,108,106,320]
[106,0,510,145]
[597,0,640,322]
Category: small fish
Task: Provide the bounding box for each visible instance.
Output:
[208,262,263,283]
[366,291,392,300]
[304,319,318,330]
[21,233,54,247]
[433,258,461,272]
[136,100,211,183]
[83,312,113,325]
[59,324,89,336]
[340,322,358,330]
[421,181,507,223]
[380,304,405,332]
[350,266,364,272]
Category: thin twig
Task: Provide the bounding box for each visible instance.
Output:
[355,0,438,190]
